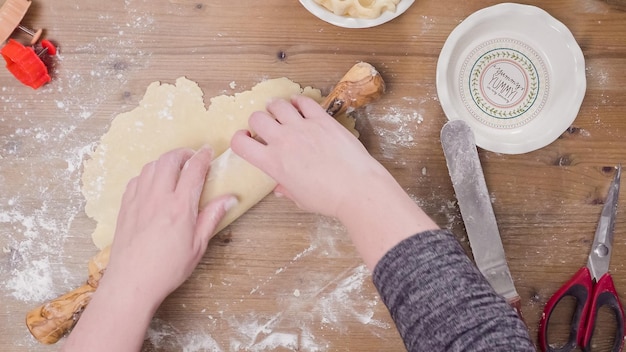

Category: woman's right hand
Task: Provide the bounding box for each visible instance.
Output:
[231,95,388,219]
[232,95,438,270]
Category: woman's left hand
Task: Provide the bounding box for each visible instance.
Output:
[106,146,237,303]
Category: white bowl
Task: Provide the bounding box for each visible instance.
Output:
[299,0,415,28]
[436,3,586,154]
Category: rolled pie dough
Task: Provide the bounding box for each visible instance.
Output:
[82,77,357,249]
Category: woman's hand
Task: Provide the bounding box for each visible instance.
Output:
[231,95,386,219]
[231,95,438,270]
[63,147,236,352]
[106,146,237,303]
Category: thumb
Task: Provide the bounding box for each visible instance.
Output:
[194,195,238,255]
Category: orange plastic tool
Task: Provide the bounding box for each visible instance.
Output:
[1,38,54,89]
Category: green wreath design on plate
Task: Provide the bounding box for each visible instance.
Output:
[469,48,539,119]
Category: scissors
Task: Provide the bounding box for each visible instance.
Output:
[539,165,625,352]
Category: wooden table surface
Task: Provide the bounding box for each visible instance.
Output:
[1,0,625,351]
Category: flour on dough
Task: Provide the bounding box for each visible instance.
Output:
[82,77,357,249]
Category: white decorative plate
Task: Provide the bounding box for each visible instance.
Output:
[436,3,586,154]
[299,0,415,28]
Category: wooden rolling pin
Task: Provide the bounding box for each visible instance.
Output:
[25,62,386,344]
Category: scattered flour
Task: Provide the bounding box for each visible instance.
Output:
[356,96,432,160]
[0,2,158,351]
[375,105,423,147]
[145,216,389,351]
[420,15,436,34]
[317,265,387,329]
[1,0,156,301]
[1,200,80,302]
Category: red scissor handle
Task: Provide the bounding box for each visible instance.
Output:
[538,267,593,352]
[539,267,626,352]
[580,272,625,352]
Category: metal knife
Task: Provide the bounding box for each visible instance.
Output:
[440,119,523,318]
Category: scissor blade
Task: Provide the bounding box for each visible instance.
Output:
[587,165,621,281]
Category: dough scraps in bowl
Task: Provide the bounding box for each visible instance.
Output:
[314,0,401,19]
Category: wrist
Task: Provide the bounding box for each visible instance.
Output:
[96,269,164,320]
[63,268,163,352]
[335,165,439,270]
[334,162,398,224]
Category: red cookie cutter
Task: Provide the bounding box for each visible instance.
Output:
[1,38,55,89]
[1,0,56,89]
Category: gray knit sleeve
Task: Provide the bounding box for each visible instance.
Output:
[372,229,535,352]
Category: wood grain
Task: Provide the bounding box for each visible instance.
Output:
[0,0,625,351]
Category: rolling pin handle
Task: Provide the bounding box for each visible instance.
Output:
[325,98,344,117]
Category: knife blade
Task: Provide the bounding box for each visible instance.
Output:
[440,119,523,318]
